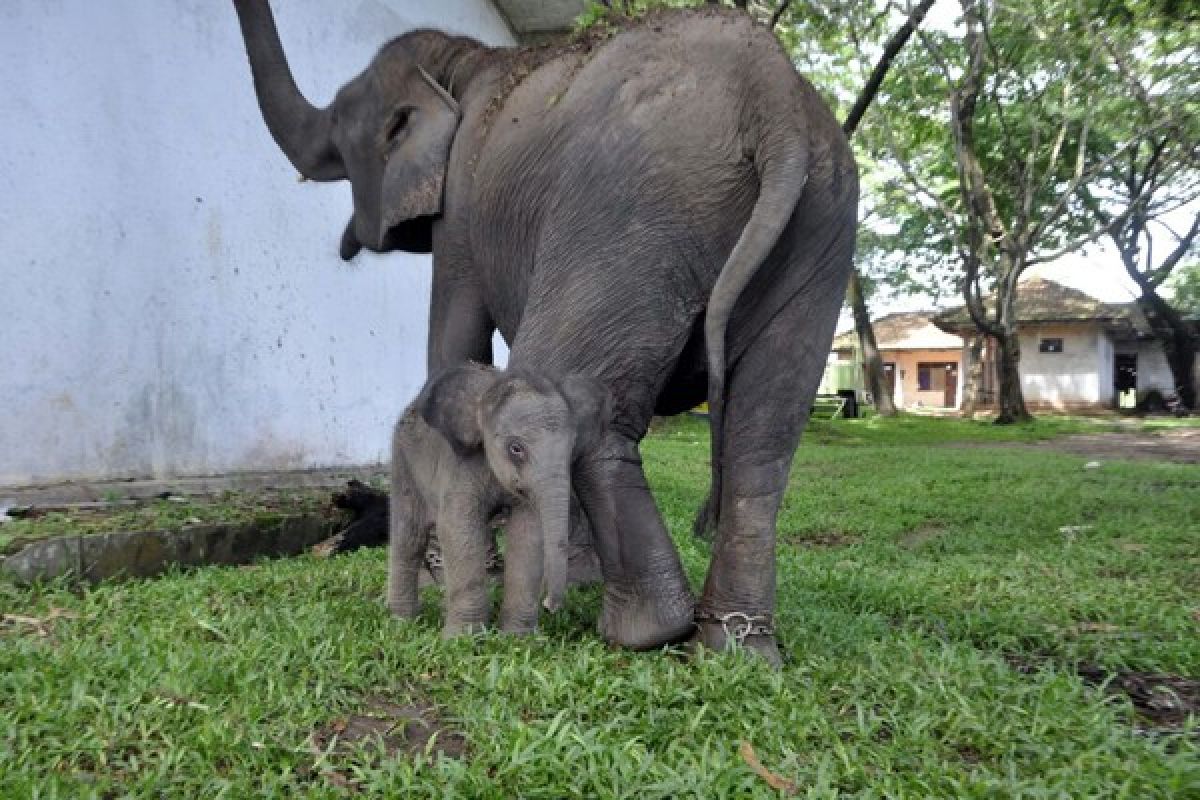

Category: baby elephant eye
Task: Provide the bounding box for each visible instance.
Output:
[506,439,526,462]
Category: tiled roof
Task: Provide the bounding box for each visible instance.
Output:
[932,278,1139,332]
[832,311,964,351]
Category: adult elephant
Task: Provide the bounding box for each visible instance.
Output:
[232,1,857,664]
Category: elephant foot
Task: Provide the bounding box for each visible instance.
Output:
[693,610,783,669]
[387,601,419,620]
[598,581,695,650]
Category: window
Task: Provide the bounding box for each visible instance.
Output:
[1039,337,1064,353]
[917,363,947,391]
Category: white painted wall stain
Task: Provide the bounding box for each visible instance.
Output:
[0,0,515,486]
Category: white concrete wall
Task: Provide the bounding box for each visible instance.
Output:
[0,0,515,486]
[1018,324,1102,408]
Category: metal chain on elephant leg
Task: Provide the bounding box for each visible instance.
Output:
[694,608,776,646]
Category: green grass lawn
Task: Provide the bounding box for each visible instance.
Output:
[2,416,1197,797]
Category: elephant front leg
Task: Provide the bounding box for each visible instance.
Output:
[427,266,495,372]
[437,494,493,637]
[574,432,695,650]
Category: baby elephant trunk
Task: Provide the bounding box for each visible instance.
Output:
[536,481,571,612]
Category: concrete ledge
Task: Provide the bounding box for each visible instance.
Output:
[493,0,588,38]
[1,514,339,586]
[0,466,389,508]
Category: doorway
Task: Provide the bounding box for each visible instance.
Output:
[944,362,959,407]
[1115,353,1137,392]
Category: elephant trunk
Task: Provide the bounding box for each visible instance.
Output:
[232,0,345,181]
[535,480,571,612]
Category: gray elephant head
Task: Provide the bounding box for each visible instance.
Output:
[418,364,609,614]
[233,0,470,257]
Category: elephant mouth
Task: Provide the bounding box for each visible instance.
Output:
[345,216,435,259]
[381,214,435,254]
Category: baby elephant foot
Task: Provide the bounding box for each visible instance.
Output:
[498,616,538,636]
[693,609,783,669]
[441,619,489,638]
[598,581,695,650]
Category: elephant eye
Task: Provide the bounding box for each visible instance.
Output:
[386,107,413,142]
[506,439,527,463]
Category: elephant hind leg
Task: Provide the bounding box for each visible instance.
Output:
[695,273,848,667]
[387,460,429,619]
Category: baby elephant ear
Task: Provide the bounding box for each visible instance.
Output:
[417,364,496,454]
[560,373,612,456]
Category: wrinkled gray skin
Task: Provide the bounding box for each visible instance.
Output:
[233,2,858,664]
[388,363,608,636]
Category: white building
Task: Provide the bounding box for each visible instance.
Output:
[0,0,584,487]
[831,278,1198,411]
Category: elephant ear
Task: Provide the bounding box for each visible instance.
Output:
[560,373,612,458]
[417,363,496,454]
[379,66,461,227]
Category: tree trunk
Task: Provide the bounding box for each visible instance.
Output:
[1138,292,1198,410]
[993,329,1031,424]
[847,268,897,415]
[960,334,985,418]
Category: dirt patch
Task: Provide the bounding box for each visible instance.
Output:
[308,695,465,789]
[1077,667,1199,733]
[1006,654,1198,735]
[1029,429,1200,464]
[899,523,949,549]
[784,530,861,548]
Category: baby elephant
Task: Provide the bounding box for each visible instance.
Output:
[387,362,608,636]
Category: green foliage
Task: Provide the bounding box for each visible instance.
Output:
[3,416,1198,795]
[1169,263,1200,314]
[574,0,713,32]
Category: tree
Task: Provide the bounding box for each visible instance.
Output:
[1078,12,1200,408]
[874,0,1172,422]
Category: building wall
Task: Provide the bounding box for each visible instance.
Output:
[881,348,963,409]
[0,0,515,487]
[1017,323,1104,408]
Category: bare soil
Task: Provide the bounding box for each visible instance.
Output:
[945,427,1200,463]
[1027,428,1200,463]
[308,694,466,790]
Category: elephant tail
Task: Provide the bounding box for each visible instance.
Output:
[698,136,810,537]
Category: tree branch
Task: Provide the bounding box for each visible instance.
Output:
[769,0,792,30]
[841,0,938,136]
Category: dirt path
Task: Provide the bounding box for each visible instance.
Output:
[1028,428,1200,464]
